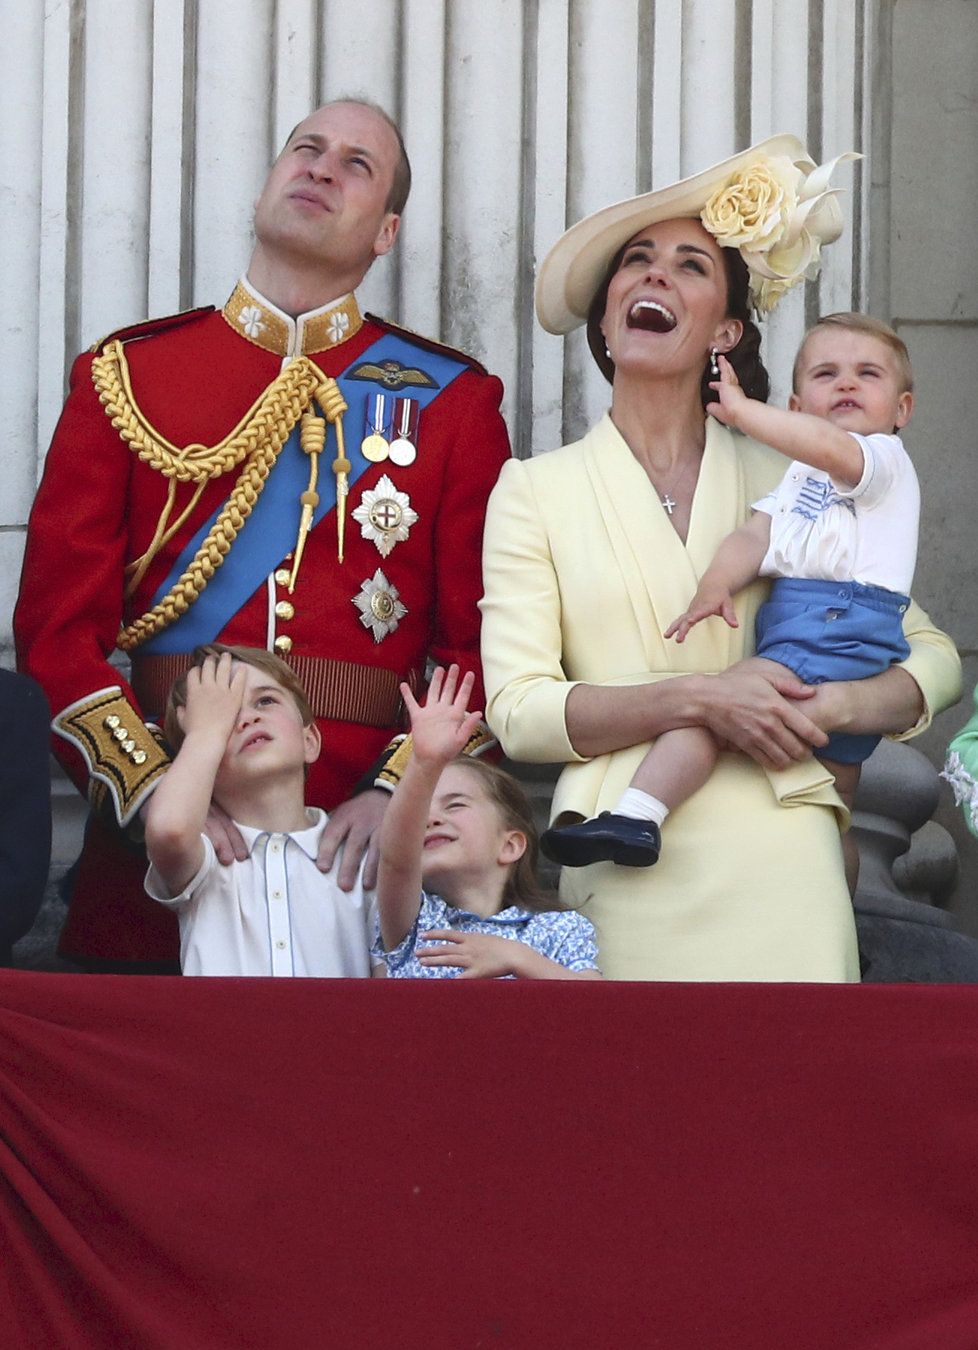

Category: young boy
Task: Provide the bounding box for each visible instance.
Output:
[542,313,917,878]
[145,645,377,976]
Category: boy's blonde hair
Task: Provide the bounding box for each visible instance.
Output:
[793,312,914,394]
[163,644,315,752]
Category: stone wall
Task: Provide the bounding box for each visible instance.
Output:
[872,0,978,933]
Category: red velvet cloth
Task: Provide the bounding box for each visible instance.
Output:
[1,973,977,1348]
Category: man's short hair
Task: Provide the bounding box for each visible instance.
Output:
[164,645,315,752]
[284,98,412,216]
[793,312,914,393]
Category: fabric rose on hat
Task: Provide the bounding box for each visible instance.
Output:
[701,156,800,253]
[701,150,860,315]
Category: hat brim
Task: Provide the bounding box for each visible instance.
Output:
[535,134,811,335]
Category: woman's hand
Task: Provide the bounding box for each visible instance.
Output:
[704,658,828,771]
[802,666,925,739]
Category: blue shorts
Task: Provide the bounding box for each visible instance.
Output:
[755,577,911,766]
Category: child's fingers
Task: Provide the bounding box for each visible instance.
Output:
[427,666,446,702]
[417,949,468,966]
[665,612,694,643]
[400,683,421,719]
[721,600,740,629]
[459,709,483,741]
[453,670,476,710]
[439,663,463,705]
[717,352,738,384]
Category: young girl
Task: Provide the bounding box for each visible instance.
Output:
[374,665,602,979]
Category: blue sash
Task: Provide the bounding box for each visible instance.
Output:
[141,333,466,653]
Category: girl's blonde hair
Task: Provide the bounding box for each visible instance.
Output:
[446,757,552,910]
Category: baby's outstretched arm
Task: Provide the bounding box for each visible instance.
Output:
[666,511,772,643]
[707,354,864,486]
[145,652,245,895]
[376,665,482,951]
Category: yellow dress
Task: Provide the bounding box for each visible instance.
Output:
[480,415,960,981]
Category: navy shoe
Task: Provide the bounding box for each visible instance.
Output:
[540,813,661,868]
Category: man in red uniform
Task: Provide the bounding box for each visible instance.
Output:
[16,99,511,967]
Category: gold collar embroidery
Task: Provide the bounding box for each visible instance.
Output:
[222,280,363,357]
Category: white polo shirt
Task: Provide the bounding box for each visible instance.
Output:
[753,432,919,595]
[145,808,377,977]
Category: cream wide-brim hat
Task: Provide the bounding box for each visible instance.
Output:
[536,133,834,334]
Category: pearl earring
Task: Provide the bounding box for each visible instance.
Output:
[710,348,720,378]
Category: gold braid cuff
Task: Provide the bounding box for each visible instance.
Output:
[374,723,498,792]
[53,687,170,827]
[91,342,337,651]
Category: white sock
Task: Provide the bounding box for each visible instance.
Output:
[613,788,669,827]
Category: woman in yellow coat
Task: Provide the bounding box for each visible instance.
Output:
[480,137,960,981]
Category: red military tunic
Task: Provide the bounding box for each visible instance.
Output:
[16,281,511,962]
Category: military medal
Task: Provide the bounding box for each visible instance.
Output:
[352,568,407,643]
[388,397,419,466]
[352,474,418,558]
[361,394,391,462]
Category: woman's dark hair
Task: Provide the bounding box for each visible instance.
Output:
[585,233,771,406]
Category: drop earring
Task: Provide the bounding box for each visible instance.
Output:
[710,347,720,378]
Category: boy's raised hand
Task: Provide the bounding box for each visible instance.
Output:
[180,651,246,746]
[705,352,749,427]
[401,664,482,768]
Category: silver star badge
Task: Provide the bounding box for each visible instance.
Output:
[352,474,419,558]
[352,569,408,643]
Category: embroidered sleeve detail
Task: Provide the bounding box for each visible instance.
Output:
[53,687,170,827]
[374,722,497,791]
[374,733,411,792]
[941,752,978,834]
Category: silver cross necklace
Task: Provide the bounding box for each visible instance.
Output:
[652,457,693,517]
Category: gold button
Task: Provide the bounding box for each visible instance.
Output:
[275,600,295,621]
[104,714,120,729]
[274,635,293,655]
[113,726,129,742]
[274,568,291,586]
[132,750,147,765]
[122,739,135,754]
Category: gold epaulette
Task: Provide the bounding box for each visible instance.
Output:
[364,314,489,377]
[90,343,331,651]
[89,306,215,355]
[374,723,498,791]
[53,687,170,827]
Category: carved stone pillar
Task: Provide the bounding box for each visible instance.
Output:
[853,740,978,981]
